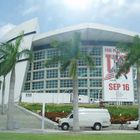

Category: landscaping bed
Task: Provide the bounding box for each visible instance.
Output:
[20,103,138,124]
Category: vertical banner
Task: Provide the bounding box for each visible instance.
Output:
[103,46,134,102]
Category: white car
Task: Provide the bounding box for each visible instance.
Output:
[126,120,139,130]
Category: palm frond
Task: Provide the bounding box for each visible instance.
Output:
[61,60,71,71]
[17,49,33,62]
[15,31,24,50]
[80,54,94,68]
[116,35,140,78]
[45,56,61,67]
[69,59,77,79]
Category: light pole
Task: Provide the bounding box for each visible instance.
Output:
[0,80,2,90]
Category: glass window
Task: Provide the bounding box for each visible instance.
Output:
[78,60,86,66]
[90,89,102,99]
[60,80,72,88]
[78,89,87,95]
[90,79,102,87]
[80,47,87,54]
[78,79,87,87]
[95,57,102,66]
[90,67,102,77]
[46,63,58,68]
[46,90,57,93]
[28,63,32,71]
[33,61,44,70]
[34,51,45,60]
[33,71,44,80]
[90,47,102,56]
[46,49,58,59]
[26,73,31,81]
[46,80,58,88]
[46,69,58,78]
[78,68,87,77]
[32,81,44,89]
[24,83,30,90]
[60,70,69,77]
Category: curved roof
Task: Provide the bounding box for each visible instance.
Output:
[33,23,140,46]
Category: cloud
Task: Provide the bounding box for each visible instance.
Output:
[22,5,40,16]
[0,23,16,39]
[90,0,140,21]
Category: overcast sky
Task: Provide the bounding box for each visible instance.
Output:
[0,0,140,39]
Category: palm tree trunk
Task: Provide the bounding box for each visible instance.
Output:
[137,65,140,131]
[1,76,5,114]
[7,67,15,130]
[72,75,80,131]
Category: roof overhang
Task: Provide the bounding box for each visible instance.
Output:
[32,23,140,47]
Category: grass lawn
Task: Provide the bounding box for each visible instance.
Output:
[0,133,140,140]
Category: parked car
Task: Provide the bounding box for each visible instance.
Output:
[126,120,139,130]
[58,108,111,130]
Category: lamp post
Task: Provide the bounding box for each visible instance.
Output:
[0,80,2,90]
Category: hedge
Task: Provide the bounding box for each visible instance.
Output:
[20,103,138,123]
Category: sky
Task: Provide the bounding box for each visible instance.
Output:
[0,0,140,39]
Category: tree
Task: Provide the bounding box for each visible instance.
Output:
[0,33,32,129]
[116,35,140,131]
[45,32,94,131]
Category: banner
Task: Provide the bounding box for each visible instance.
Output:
[103,46,134,102]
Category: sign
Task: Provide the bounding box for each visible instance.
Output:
[103,46,134,102]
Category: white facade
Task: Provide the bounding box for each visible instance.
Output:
[0,18,39,104]
[0,19,139,104]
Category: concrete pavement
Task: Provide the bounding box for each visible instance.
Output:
[0,105,140,134]
[0,104,58,130]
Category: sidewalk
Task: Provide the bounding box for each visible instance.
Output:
[0,105,58,130]
[0,128,140,134]
[1,105,140,134]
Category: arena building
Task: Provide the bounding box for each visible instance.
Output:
[0,19,139,104]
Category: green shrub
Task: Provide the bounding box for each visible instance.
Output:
[20,103,138,123]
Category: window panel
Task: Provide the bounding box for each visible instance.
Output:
[90,79,102,87]
[60,70,69,77]
[46,69,58,78]
[95,57,102,66]
[46,49,58,59]
[78,68,87,77]
[60,80,72,88]
[34,51,45,60]
[90,67,102,77]
[26,73,31,81]
[78,79,87,87]
[90,89,102,99]
[78,89,87,95]
[32,81,44,89]
[24,83,30,90]
[33,71,44,80]
[46,80,58,88]
[33,61,44,70]
[90,47,102,56]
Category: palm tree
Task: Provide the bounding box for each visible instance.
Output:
[45,32,94,131]
[116,35,140,131]
[0,33,32,129]
[0,45,14,115]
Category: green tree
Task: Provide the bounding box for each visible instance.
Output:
[45,32,94,131]
[0,33,32,129]
[116,35,140,130]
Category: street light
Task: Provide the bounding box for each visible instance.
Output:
[0,80,2,90]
